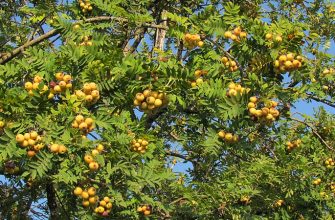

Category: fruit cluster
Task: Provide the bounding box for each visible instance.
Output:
[217,130,239,143]
[313,178,322,185]
[79,36,93,46]
[84,154,99,171]
[137,205,152,216]
[73,82,100,104]
[324,158,334,169]
[190,70,208,87]
[274,53,303,73]
[16,131,44,158]
[224,27,247,42]
[72,115,95,134]
[221,56,238,72]
[74,186,97,207]
[133,90,167,112]
[78,0,92,13]
[321,68,335,76]
[49,143,67,154]
[49,72,73,99]
[183,33,203,49]
[265,33,283,42]
[131,138,149,153]
[91,144,104,156]
[227,82,250,97]
[24,75,48,96]
[94,196,113,216]
[286,139,301,151]
[248,97,280,122]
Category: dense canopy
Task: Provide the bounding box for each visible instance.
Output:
[0,0,335,219]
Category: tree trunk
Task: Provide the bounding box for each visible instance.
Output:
[46,183,59,220]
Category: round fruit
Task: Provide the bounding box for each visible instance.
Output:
[225,133,233,141]
[144,210,151,216]
[58,145,67,154]
[50,144,60,153]
[85,118,94,126]
[82,200,90,207]
[24,133,31,140]
[84,155,94,164]
[91,149,99,156]
[103,197,110,203]
[27,150,36,158]
[16,134,25,143]
[89,162,99,171]
[79,122,88,130]
[154,99,163,107]
[74,187,83,196]
[25,82,33,90]
[89,196,97,204]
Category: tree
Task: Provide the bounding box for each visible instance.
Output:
[0,0,335,219]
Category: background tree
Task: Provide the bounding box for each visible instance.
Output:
[1,0,335,219]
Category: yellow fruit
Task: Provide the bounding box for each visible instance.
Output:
[225,133,233,141]
[21,140,29,147]
[74,187,83,196]
[16,134,25,143]
[79,122,88,130]
[135,93,145,102]
[84,155,94,164]
[239,32,247,38]
[54,85,62,93]
[248,102,256,108]
[81,191,89,199]
[249,96,258,103]
[96,144,104,152]
[143,90,151,97]
[249,108,257,115]
[85,118,94,126]
[25,82,33,90]
[322,85,329,90]
[88,187,96,196]
[50,144,59,153]
[228,89,237,96]
[265,33,272,40]
[221,57,229,63]
[91,149,99,156]
[28,139,35,146]
[197,41,204,47]
[100,200,107,207]
[146,96,156,105]
[103,197,110,203]
[196,78,203,85]
[89,162,99,171]
[30,131,38,140]
[55,72,64,80]
[233,27,241,36]
[137,207,143,212]
[278,55,287,62]
[48,93,54,99]
[58,145,67,154]
[284,61,293,68]
[89,196,97,204]
[140,102,148,110]
[230,34,238,41]
[23,133,30,140]
[275,35,282,42]
[143,210,151,216]
[286,53,294,61]
[218,131,225,139]
[34,75,43,83]
[274,60,280,68]
[154,99,163,107]
[224,31,232,38]
[106,202,112,209]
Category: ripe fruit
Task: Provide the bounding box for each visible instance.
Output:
[226,83,249,97]
[89,162,99,171]
[84,155,94,164]
[184,33,202,49]
[224,27,247,43]
[87,187,96,196]
[74,187,83,196]
[144,210,151,216]
[134,90,167,112]
[221,56,238,72]
[50,144,60,153]
[96,144,104,152]
[16,134,25,143]
[82,200,90,207]
[27,150,36,158]
[274,53,303,73]
[81,191,89,199]
[265,33,272,40]
[131,138,149,153]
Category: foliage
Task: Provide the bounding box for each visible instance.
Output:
[0,0,335,219]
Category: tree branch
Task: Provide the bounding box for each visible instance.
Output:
[46,183,59,220]
[0,16,169,65]
[290,117,334,152]
[306,93,335,108]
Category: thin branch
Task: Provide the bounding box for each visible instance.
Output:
[290,117,334,152]
[0,16,169,65]
[306,93,335,108]
[205,37,245,81]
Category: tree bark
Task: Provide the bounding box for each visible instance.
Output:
[46,183,59,220]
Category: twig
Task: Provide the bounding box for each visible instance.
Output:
[306,93,335,108]
[205,37,245,81]
[290,117,334,152]
[0,16,169,65]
